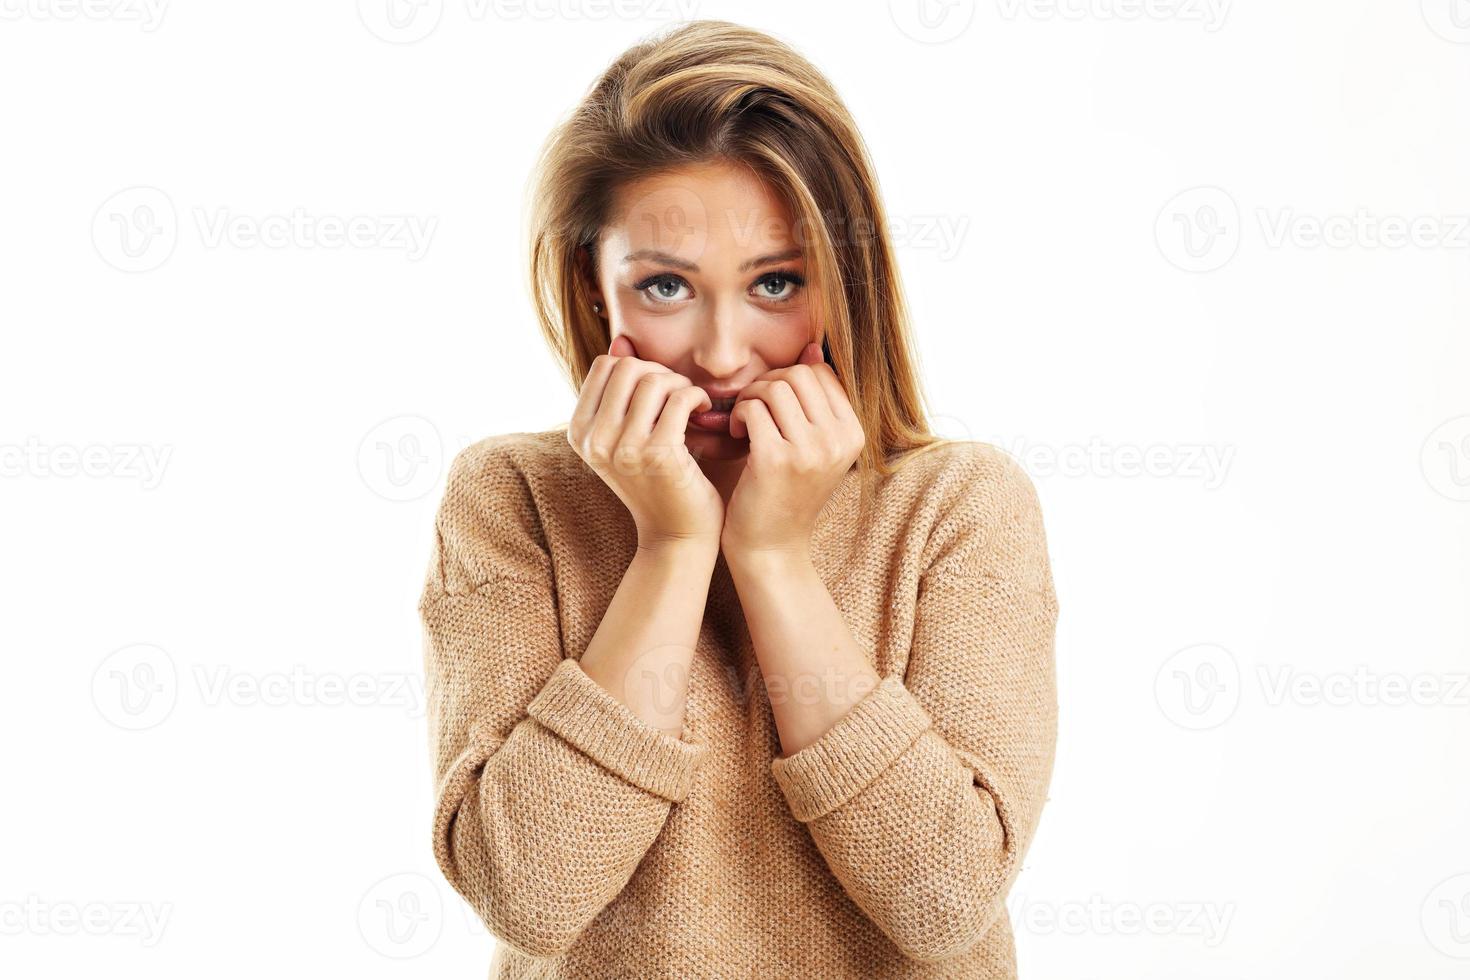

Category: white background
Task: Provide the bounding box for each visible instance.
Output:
[2,1,1467,977]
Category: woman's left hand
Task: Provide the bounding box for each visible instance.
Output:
[721,342,866,560]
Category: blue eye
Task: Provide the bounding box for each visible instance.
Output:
[631,269,806,306]
[755,270,805,303]
[633,274,691,303]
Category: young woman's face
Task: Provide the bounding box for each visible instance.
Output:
[591,160,817,462]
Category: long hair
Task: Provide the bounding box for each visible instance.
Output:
[525,19,954,538]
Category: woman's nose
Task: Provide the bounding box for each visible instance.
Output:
[689,315,748,379]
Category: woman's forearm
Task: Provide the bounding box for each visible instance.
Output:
[578,538,719,737]
[724,546,881,758]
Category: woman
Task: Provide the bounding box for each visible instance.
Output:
[419,19,1060,979]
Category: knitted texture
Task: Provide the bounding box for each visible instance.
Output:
[419,427,1059,978]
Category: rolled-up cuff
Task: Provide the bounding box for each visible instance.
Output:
[526,657,709,803]
[769,676,933,822]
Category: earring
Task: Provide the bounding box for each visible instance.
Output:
[593,301,603,314]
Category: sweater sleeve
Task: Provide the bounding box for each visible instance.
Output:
[421,439,711,958]
[768,444,1059,963]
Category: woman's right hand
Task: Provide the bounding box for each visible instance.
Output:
[568,334,725,550]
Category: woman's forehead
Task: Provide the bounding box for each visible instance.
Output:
[608,163,800,257]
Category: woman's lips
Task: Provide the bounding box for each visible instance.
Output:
[688,408,735,434]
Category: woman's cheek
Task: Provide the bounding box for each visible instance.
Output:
[613,319,679,368]
[765,313,813,364]
[764,334,811,369]
[632,336,686,371]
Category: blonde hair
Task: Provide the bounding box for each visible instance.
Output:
[525,19,955,535]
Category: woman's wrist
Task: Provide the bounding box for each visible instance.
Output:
[636,533,722,566]
[721,541,812,579]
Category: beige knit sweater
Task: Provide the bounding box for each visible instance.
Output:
[418,426,1059,978]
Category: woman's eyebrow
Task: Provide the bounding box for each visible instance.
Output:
[622,247,803,274]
